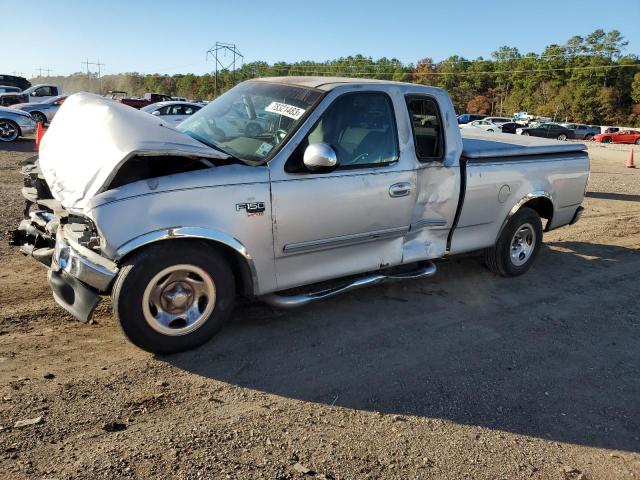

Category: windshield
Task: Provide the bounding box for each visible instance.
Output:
[178,81,324,163]
[140,103,160,113]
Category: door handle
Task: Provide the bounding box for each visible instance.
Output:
[389,182,411,197]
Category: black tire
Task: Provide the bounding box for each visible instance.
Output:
[522,131,530,136]
[557,134,567,141]
[484,206,543,277]
[31,111,46,126]
[0,119,20,142]
[584,134,593,141]
[635,138,640,145]
[602,137,612,143]
[112,241,236,354]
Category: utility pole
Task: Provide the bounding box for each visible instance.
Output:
[81,59,105,94]
[206,42,243,97]
[34,67,52,78]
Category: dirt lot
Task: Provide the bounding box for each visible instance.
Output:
[0,139,639,479]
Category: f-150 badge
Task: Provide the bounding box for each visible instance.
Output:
[236,202,266,216]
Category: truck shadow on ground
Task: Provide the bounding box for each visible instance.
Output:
[586,191,640,202]
[0,138,35,153]
[165,241,640,453]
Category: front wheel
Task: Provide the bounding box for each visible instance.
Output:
[522,131,530,136]
[0,120,19,142]
[112,241,236,354]
[602,137,612,143]
[557,133,567,141]
[484,207,543,277]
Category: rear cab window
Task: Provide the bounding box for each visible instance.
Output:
[406,96,444,161]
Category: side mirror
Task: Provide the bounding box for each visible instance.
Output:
[151,110,161,116]
[303,143,338,171]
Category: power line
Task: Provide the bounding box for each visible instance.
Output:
[142,60,207,73]
[81,59,105,93]
[250,62,640,77]
[206,42,243,96]
[34,67,52,77]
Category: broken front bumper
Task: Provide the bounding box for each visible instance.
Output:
[12,157,119,322]
[48,233,119,322]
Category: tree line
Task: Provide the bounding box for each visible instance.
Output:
[32,29,640,126]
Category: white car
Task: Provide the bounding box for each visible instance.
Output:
[141,101,202,124]
[460,119,502,132]
[483,116,511,125]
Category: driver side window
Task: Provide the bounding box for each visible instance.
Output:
[302,92,399,170]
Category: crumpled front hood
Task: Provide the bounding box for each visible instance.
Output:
[39,92,227,211]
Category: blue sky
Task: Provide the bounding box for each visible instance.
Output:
[2,0,639,77]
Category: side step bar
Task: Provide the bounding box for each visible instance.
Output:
[262,260,437,308]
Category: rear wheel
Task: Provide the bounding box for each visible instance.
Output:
[484,207,543,277]
[584,134,593,141]
[522,131,530,136]
[557,133,567,141]
[31,111,46,126]
[0,120,19,142]
[635,138,640,145]
[112,241,236,354]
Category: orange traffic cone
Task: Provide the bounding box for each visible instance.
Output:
[627,150,635,169]
[34,122,44,152]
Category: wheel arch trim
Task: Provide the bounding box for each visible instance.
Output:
[114,227,259,295]
[497,191,554,241]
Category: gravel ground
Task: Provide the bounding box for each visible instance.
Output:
[0,139,639,479]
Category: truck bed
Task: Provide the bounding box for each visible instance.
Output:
[461,130,586,159]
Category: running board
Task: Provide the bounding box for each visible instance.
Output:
[261,261,437,308]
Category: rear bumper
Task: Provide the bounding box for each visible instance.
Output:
[569,206,584,225]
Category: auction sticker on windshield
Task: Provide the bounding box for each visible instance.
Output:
[265,102,305,120]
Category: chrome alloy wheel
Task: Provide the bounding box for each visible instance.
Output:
[142,264,216,336]
[510,223,536,266]
[0,120,18,142]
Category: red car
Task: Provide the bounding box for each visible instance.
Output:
[594,129,640,145]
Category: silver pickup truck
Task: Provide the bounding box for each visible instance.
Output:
[13,77,589,353]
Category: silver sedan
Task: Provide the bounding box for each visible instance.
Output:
[11,95,67,126]
[140,101,202,124]
[0,106,36,142]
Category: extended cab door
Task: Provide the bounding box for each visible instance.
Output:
[269,89,417,290]
[30,85,59,103]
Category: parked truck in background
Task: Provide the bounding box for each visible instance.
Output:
[0,74,31,91]
[0,84,62,107]
[13,77,589,353]
[117,92,173,109]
